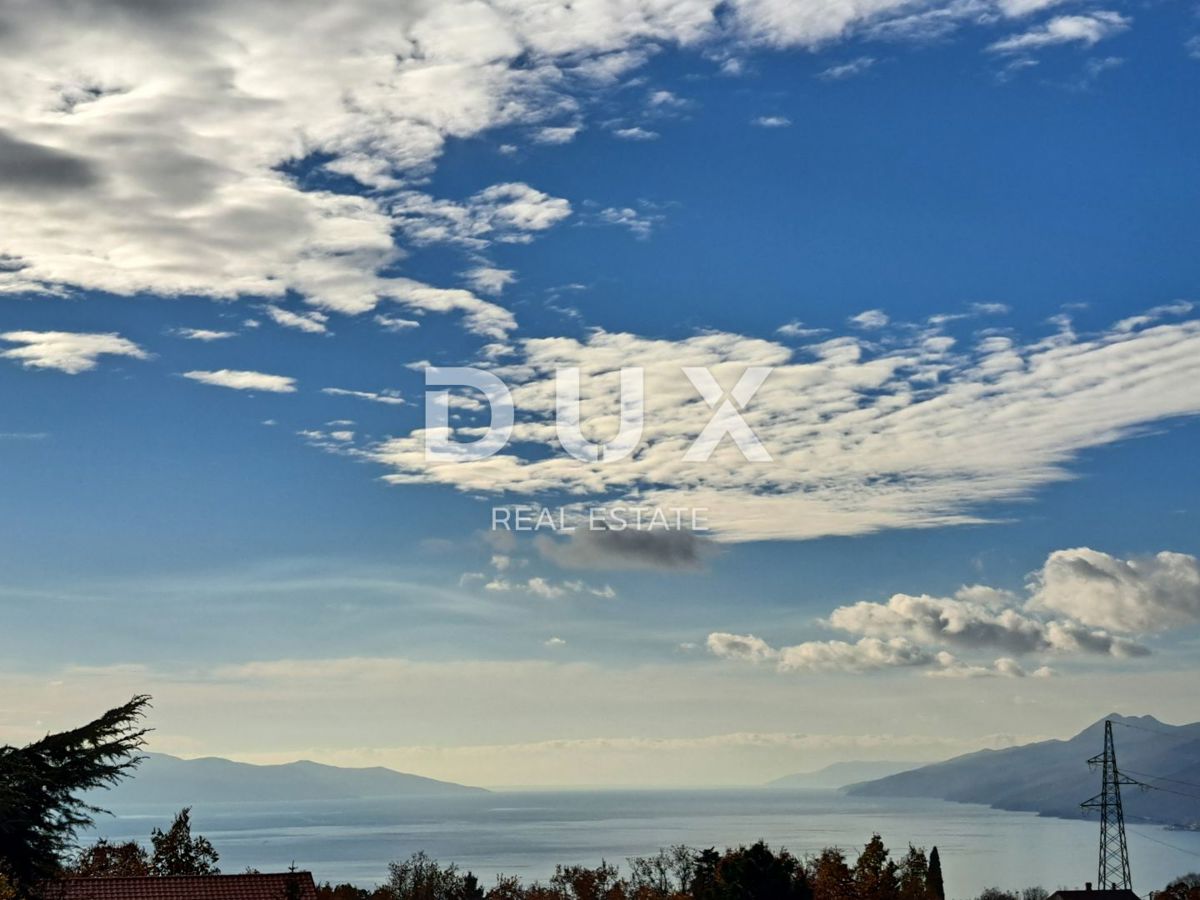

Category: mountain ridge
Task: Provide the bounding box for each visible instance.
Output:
[844,714,1200,827]
[92,751,487,804]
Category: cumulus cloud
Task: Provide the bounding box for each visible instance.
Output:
[391,183,572,248]
[849,308,890,329]
[0,330,148,373]
[706,547,1187,679]
[707,632,936,673]
[182,369,297,393]
[989,12,1130,53]
[751,115,792,127]
[1029,548,1200,633]
[0,0,1149,349]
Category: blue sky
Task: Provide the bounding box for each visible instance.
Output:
[0,0,1198,785]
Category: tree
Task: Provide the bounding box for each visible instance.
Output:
[627,846,694,900]
[897,847,931,900]
[926,849,944,900]
[1021,888,1048,900]
[69,839,151,877]
[150,809,219,875]
[550,862,624,900]
[976,890,1017,900]
[809,849,854,900]
[385,852,465,900]
[854,836,898,900]
[0,695,150,895]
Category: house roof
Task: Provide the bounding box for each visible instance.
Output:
[1049,891,1140,900]
[47,874,319,900]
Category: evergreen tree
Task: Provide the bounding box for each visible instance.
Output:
[926,849,944,900]
[854,836,898,900]
[0,695,150,895]
[897,847,931,900]
[150,809,219,875]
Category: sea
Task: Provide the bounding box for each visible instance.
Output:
[88,790,1200,899]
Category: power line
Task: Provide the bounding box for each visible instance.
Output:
[1124,767,1200,794]
[1126,826,1200,861]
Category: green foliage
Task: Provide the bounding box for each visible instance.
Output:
[0,695,150,895]
[149,808,219,875]
[926,848,944,900]
[897,847,931,900]
[853,836,897,900]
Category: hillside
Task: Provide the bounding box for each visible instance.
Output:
[768,761,920,789]
[92,752,487,804]
[845,714,1200,826]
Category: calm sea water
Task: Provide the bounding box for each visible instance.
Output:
[89,790,1200,899]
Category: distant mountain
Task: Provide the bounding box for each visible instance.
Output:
[92,752,487,804]
[768,761,921,789]
[845,714,1200,826]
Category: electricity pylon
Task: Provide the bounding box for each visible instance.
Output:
[1082,719,1136,891]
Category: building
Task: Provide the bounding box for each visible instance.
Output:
[45,874,319,900]
[1050,886,1141,900]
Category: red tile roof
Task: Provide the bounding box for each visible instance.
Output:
[47,874,318,900]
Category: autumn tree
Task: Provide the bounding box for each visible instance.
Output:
[150,808,219,875]
[69,839,151,877]
[809,849,854,900]
[0,695,150,896]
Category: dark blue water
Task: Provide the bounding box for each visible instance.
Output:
[89,790,1200,898]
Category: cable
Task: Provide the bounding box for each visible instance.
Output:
[1126,826,1200,860]
[1124,767,1200,793]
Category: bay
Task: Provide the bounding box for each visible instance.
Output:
[88,790,1200,898]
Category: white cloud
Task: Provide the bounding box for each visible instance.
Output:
[463,266,517,295]
[849,308,890,329]
[751,115,792,127]
[707,547,1186,680]
[989,12,1130,53]
[598,206,663,239]
[171,327,237,341]
[707,632,936,673]
[322,386,406,406]
[391,183,572,249]
[817,57,875,80]
[533,124,582,144]
[375,314,421,333]
[776,320,827,339]
[366,312,1200,543]
[264,305,330,334]
[1029,548,1200,633]
[613,126,660,141]
[0,330,148,373]
[182,369,297,393]
[544,636,567,647]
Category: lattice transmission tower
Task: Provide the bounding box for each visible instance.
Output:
[1081,719,1137,891]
